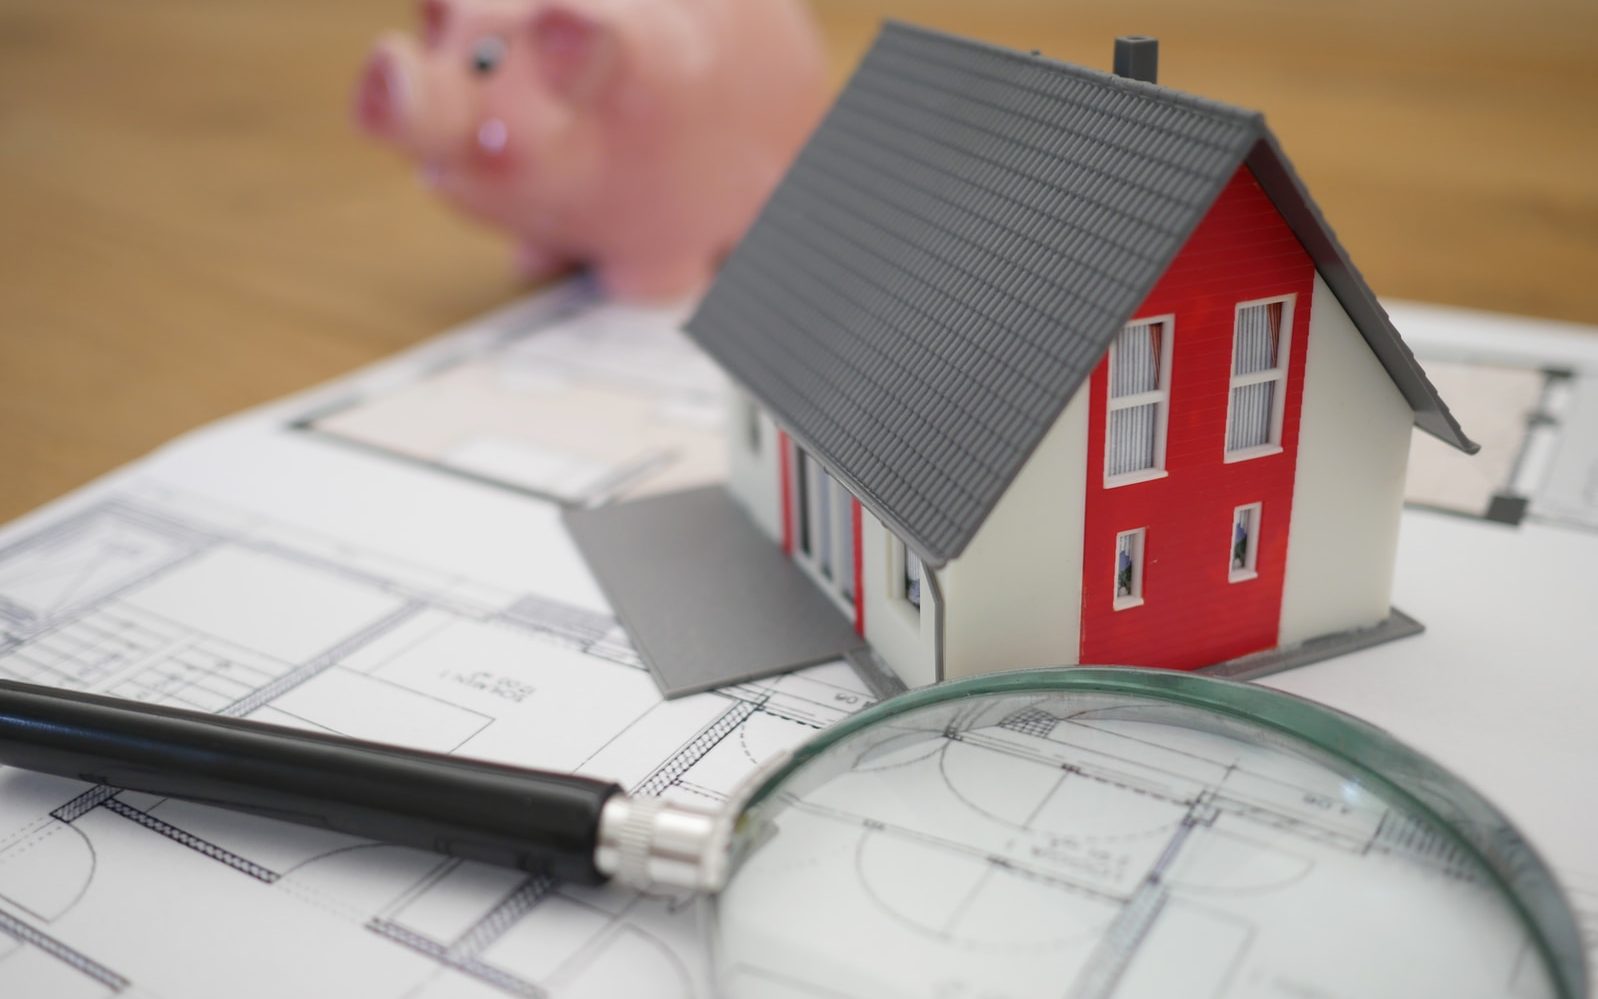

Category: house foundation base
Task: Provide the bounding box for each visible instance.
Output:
[1201,608,1424,682]
[841,612,1424,700]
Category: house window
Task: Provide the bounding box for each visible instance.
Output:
[794,448,813,557]
[1106,318,1172,484]
[1230,503,1261,581]
[816,465,835,580]
[1113,528,1145,609]
[1226,298,1293,458]
[837,479,856,601]
[891,536,922,612]
[741,396,761,452]
[904,546,922,610]
[792,442,860,610]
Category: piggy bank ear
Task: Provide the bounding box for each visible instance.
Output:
[528,6,619,103]
[418,0,454,49]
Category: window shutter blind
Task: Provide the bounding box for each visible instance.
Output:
[1108,321,1163,476]
[1229,303,1284,452]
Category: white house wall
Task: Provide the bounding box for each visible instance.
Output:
[939,389,1090,680]
[861,510,940,688]
[724,390,783,543]
[1278,273,1413,645]
[728,392,938,686]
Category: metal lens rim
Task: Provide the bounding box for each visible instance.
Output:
[734,665,1586,999]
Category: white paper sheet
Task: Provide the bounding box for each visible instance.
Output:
[1396,300,1598,531]
[307,285,727,506]
[0,286,1592,996]
[0,290,869,999]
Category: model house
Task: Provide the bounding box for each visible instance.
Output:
[680,24,1475,689]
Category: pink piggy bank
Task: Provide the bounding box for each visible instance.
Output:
[354,0,829,300]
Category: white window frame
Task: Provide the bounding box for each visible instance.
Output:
[835,476,856,602]
[1104,315,1175,488]
[1229,502,1261,582]
[1223,295,1295,463]
[890,535,923,616]
[740,395,761,453]
[1113,528,1146,610]
[793,444,814,560]
[814,463,835,582]
[790,440,858,615]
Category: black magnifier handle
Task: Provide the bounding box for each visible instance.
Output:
[0,679,722,888]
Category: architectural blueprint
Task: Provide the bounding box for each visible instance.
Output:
[719,698,1556,998]
[1398,301,1598,532]
[0,292,872,997]
[305,285,726,507]
[0,283,1593,996]
[0,479,872,998]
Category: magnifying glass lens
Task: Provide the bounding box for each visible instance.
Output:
[709,676,1568,998]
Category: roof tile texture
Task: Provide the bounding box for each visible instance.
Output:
[690,23,1258,563]
[686,22,1472,564]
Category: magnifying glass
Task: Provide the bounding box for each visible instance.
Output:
[0,669,1585,997]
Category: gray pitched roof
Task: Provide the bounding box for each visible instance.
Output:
[685,21,1475,567]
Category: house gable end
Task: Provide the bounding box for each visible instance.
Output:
[1079,165,1316,669]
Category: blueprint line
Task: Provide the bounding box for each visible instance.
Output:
[51,786,119,824]
[449,876,554,960]
[104,799,280,884]
[0,907,130,993]
[367,917,546,999]
[633,700,759,797]
[221,601,427,718]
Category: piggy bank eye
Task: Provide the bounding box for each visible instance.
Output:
[471,36,505,75]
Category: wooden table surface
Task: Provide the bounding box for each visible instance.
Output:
[2,0,1595,523]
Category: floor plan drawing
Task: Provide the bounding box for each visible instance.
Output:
[1396,301,1598,533]
[306,288,727,508]
[0,485,872,998]
[1404,360,1580,527]
[0,284,1592,996]
[717,700,1557,998]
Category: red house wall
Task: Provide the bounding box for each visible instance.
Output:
[1079,166,1315,669]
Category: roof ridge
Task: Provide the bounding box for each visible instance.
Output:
[878,19,1267,131]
